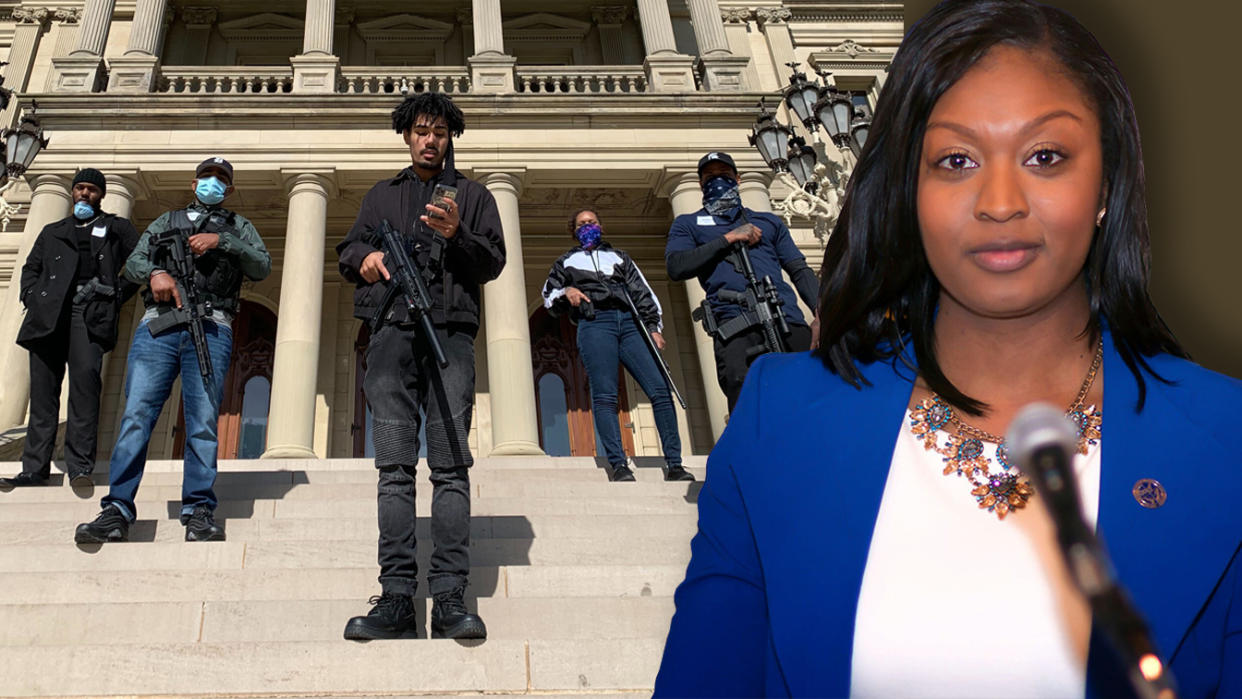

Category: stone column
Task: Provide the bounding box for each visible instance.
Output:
[720,8,765,92]
[480,172,544,455]
[292,0,339,93]
[636,0,695,92]
[48,0,114,91]
[686,0,748,91]
[757,8,796,91]
[109,0,169,91]
[591,6,628,64]
[468,0,515,93]
[739,171,773,212]
[3,9,50,124]
[181,7,217,65]
[667,173,728,440]
[0,175,72,429]
[263,172,333,458]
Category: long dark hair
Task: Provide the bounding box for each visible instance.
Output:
[816,0,1184,413]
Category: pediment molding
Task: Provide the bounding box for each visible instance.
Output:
[356,14,454,42]
[503,13,591,43]
[218,13,304,42]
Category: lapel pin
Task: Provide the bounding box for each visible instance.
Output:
[1132,479,1167,509]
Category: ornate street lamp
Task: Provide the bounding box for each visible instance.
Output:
[748,99,792,173]
[782,62,821,132]
[786,135,817,190]
[814,88,854,148]
[0,88,50,231]
[850,110,871,155]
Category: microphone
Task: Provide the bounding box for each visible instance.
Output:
[1008,404,1177,699]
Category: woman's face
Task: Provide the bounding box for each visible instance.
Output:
[917,45,1104,322]
[574,210,600,230]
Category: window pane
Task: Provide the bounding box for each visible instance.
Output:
[537,373,572,457]
[238,375,271,459]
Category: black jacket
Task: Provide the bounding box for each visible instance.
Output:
[541,243,664,333]
[336,146,506,334]
[17,213,140,351]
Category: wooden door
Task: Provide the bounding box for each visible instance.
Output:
[173,300,276,459]
[529,307,634,457]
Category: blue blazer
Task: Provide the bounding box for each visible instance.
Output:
[656,329,1242,698]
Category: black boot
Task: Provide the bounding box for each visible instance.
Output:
[663,464,696,482]
[0,472,49,489]
[68,469,94,489]
[75,506,129,543]
[607,461,636,482]
[431,586,487,640]
[183,505,225,542]
[344,593,419,640]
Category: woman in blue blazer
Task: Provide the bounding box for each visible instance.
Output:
[655,1,1242,697]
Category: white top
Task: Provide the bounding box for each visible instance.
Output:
[850,413,1101,699]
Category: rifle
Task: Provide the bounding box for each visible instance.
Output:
[609,281,688,410]
[146,225,216,408]
[720,239,789,355]
[365,218,448,369]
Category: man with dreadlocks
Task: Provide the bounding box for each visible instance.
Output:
[337,92,505,641]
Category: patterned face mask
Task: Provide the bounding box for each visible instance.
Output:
[575,222,603,250]
[702,175,741,217]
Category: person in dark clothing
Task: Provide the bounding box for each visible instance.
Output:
[338,93,504,642]
[665,152,819,411]
[74,157,271,544]
[542,208,693,483]
[1,169,139,490]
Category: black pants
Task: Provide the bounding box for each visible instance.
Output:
[21,302,105,479]
[364,322,476,598]
[714,322,812,412]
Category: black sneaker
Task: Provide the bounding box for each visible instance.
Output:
[607,462,637,482]
[663,464,696,482]
[431,587,487,640]
[75,506,129,543]
[0,472,49,489]
[343,593,419,640]
[183,505,225,542]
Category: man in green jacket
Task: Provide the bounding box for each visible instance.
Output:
[75,157,271,544]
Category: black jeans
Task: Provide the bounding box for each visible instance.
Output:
[364,322,476,598]
[714,322,812,412]
[22,302,105,478]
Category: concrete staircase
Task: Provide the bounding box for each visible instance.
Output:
[0,455,703,698]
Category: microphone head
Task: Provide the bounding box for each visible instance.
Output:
[1007,402,1079,473]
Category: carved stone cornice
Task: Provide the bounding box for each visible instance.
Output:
[825,39,877,59]
[12,7,51,25]
[52,7,80,24]
[335,4,356,27]
[755,8,792,26]
[720,8,753,24]
[181,6,218,27]
[591,6,628,25]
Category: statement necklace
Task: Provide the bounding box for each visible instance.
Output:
[908,342,1103,520]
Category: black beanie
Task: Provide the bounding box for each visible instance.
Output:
[72,168,107,196]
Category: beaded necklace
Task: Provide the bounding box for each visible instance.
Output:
[908,342,1103,520]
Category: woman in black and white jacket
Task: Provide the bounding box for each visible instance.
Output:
[541,208,692,483]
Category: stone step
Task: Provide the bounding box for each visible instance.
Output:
[0,493,698,523]
[1,597,676,646]
[0,513,698,545]
[0,476,702,504]
[0,565,688,605]
[0,638,666,696]
[3,454,708,475]
[0,536,692,573]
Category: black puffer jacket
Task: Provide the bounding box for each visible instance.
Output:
[541,242,664,333]
[336,143,506,334]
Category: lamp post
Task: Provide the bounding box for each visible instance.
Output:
[749,62,872,240]
[0,78,50,232]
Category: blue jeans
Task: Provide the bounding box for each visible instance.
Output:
[102,319,232,522]
[576,309,681,468]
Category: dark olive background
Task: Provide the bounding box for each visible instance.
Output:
[904,0,1242,378]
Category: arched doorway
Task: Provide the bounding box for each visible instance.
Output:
[529,307,634,457]
[173,300,275,459]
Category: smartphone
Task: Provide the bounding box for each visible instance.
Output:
[428,184,458,219]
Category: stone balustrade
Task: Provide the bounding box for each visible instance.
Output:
[337,67,472,95]
[159,67,296,95]
[514,66,648,94]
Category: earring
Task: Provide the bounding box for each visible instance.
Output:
[1096,208,1107,227]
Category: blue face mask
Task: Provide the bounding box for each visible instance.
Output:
[702,174,741,217]
[575,222,603,250]
[73,201,96,220]
[195,176,227,205]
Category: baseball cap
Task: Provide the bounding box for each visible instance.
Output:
[697,151,737,177]
[196,156,234,183]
